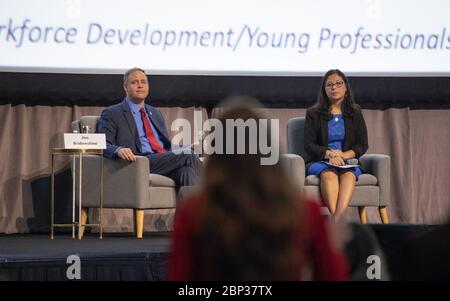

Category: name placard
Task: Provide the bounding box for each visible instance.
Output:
[64,133,106,150]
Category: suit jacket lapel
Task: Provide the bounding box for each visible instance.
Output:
[145,104,170,143]
[343,115,353,151]
[320,113,329,147]
[121,99,142,152]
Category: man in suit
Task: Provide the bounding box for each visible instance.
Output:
[97,67,201,190]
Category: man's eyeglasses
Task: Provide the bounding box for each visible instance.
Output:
[326,81,344,89]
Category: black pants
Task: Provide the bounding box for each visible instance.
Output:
[147,151,202,189]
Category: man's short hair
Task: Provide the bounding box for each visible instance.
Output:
[123,67,146,84]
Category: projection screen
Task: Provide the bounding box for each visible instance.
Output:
[0,0,449,76]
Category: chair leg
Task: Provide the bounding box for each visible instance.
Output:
[79,208,88,239]
[358,206,367,224]
[134,209,144,239]
[378,206,389,224]
[133,210,137,237]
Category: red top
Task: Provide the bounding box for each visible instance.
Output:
[167,195,349,281]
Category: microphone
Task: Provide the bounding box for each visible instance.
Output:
[345,158,359,165]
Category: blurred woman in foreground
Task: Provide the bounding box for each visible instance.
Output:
[168,99,349,280]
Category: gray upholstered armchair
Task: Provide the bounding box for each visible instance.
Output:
[71,116,177,238]
[286,117,390,224]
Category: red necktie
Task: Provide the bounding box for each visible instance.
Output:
[139,107,165,153]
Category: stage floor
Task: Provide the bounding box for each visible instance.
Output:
[0,224,439,281]
[0,233,171,260]
[0,233,171,281]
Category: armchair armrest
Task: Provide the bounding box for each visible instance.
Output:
[280,154,305,191]
[359,154,391,207]
[73,155,150,209]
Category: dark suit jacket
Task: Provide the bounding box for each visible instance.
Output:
[97,99,172,158]
[304,104,368,166]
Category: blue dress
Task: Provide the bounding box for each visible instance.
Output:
[307,114,362,180]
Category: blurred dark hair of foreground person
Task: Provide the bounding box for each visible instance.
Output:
[167,97,349,280]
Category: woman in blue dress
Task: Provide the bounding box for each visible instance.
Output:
[304,69,368,222]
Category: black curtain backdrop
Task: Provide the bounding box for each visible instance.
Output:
[1,72,450,109]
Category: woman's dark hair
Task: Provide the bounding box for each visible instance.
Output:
[193,101,306,280]
[315,69,357,116]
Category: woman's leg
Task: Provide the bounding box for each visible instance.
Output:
[335,171,357,222]
[320,169,339,215]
